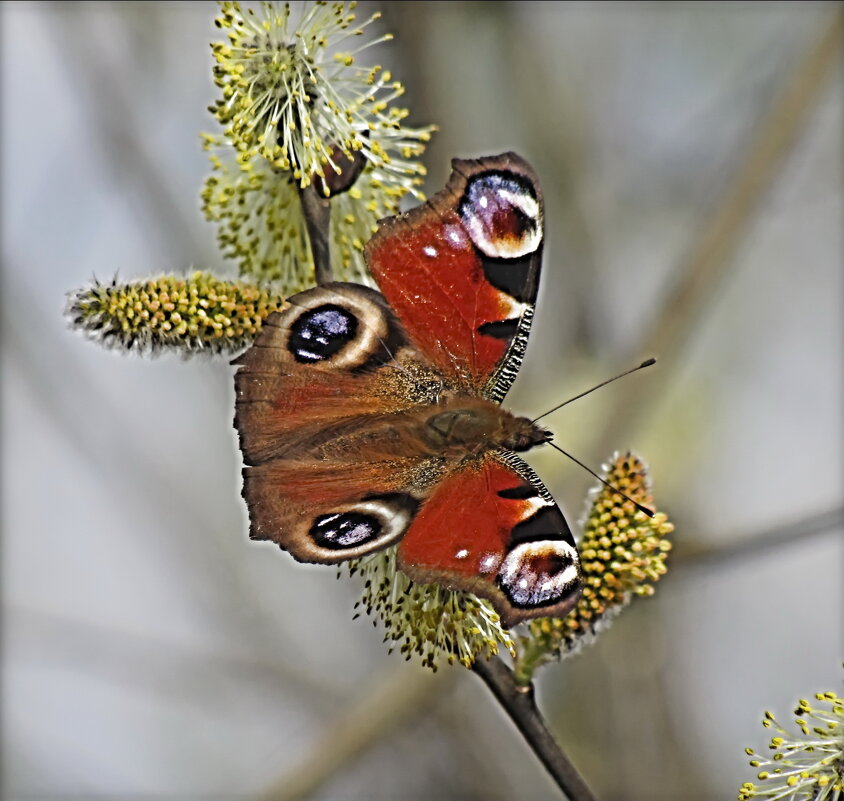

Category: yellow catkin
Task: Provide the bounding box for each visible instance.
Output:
[739,673,843,801]
[66,272,285,355]
[519,452,673,666]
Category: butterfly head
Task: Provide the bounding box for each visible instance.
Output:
[502,416,552,453]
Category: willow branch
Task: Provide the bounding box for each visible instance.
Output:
[298,183,334,285]
[472,656,598,801]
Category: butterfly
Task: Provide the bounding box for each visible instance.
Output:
[232,152,582,628]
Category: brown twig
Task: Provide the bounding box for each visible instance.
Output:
[298,183,334,285]
[472,656,598,801]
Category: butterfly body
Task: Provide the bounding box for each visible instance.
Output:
[234,153,582,627]
[418,398,551,457]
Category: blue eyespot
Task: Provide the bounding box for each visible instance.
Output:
[288,304,358,363]
[310,511,381,549]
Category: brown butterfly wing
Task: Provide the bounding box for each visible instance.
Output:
[233,283,445,562]
[233,284,405,465]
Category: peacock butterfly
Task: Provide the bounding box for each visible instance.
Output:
[232,152,582,627]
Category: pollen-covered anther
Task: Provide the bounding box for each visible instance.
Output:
[738,672,844,801]
[346,547,514,671]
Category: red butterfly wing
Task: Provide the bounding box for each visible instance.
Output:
[365,152,543,402]
[397,452,581,627]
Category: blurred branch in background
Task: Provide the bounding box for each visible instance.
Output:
[431,703,516,801]
[673,505,844,568]
[258,668,443,801]
[250,9,843,801]
[44,8,218,270]
[593,7,844,459]
[9,605,337,712]
[498,5,607,357]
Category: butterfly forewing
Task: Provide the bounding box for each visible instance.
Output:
[233,283,439,561]
[365,152,544,403]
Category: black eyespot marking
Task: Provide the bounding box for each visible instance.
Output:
[306,494,421,556]
[288,304,358,363]
[310,511,381,549]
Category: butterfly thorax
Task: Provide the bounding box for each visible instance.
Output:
[419,397,550,458]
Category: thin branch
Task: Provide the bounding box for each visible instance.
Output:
[298,183,334,285]
[472,656,598,801]
[672,505,844,568]
[593,8,844,459]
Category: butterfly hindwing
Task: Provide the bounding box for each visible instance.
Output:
[397,452,581,627]
[242,458,426,563]
[364,152,544,402]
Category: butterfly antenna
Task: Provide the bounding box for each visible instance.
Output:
[546,441,655,518]
[531,358,656,423]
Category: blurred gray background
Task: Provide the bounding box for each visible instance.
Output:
[2,2,842,800]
